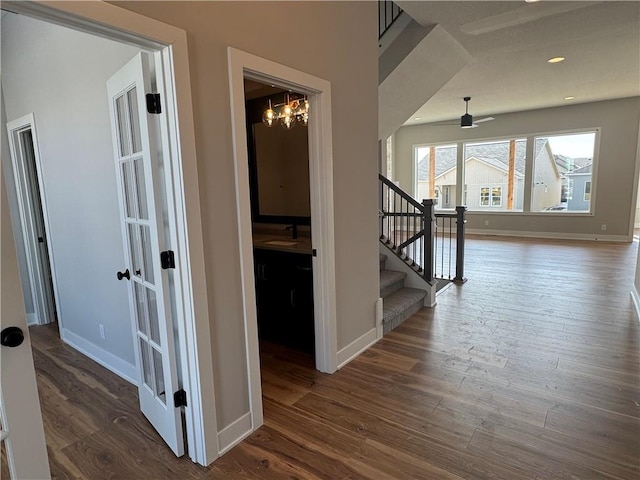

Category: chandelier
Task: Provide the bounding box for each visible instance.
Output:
[262,94,309,129]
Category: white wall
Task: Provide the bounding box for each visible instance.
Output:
[1,15,141,366]
[1,86,34,318]
[114,0,380,431]
[394,98,640,240]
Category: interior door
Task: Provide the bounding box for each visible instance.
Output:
[1,162,51,479]
[106,53,184,456]
[17,128,57,324]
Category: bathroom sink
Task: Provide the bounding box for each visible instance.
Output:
[263,240,298,247]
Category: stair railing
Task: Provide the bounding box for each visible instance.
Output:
[378,0,403,40]
[434,206,467,283]
[379,174,467,284]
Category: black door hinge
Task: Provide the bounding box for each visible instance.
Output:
[161,250,175,269]
[174,389,187,408]
[146,93,162,114]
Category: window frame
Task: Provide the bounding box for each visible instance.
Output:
[410,127,600,217]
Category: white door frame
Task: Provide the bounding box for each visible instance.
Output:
[6,114,59,327]
[227,47,338,429]
[2,0,218,466]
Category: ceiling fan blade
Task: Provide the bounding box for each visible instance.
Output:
[460,2,600,35]
[474,116,495,124]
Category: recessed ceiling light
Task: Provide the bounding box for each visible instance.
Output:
[564,96,575,100]
[414,117,421,121]
[547,56,565,64]
[525,0,540,3]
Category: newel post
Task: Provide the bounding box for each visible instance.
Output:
[454,205,467,284]
[422,199,435,282]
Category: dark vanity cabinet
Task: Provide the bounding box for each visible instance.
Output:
[253,248,314,354]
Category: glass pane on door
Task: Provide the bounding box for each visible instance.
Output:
[152,348,166,404]
[127,87,142,154]
[133,157,148,220]
[134,282,148,336]
[115,94,130,157]
[121,161,136,218]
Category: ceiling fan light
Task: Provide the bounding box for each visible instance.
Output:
[460,113,474,128]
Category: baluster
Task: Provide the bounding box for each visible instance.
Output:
[393,192,398,248]
[454,205,467,283]
[422,199,434,282]
[379,180,383,238]
[448,217,453,279]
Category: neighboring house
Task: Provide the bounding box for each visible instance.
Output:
[416,138,561,211]
[565,164,593,211]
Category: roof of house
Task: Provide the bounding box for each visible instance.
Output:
[554,155,592,174]
[417,138,593,181]
[417,138,546,180]
[565,164,593,175]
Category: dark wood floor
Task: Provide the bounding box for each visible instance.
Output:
[6,236,640,479]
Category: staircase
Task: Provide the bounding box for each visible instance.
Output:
[379,253,427,334]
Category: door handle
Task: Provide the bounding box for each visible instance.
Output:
[1,327,24,347]
[117,269,131,281]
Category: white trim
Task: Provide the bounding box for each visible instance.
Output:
[466,228,630,242]
[7,1,218,465]
[631,285,640,321]
[337,327,379,369]
[217,412,252,455]
[26,313,38,326]
[227,47,338,433]
[60,328,138,385]
[376,297,384,340]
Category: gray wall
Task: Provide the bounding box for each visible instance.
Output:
[113,1,380,430]
[1,15,141,364]
[394,97,640,239]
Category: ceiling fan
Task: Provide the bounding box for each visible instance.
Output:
[433,97,495,129]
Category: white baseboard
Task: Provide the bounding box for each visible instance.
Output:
[217,412,252,455]
[337,327,378,370]
[26,313,38,326]
[632,286,640,322]
[60,328,138,385]
[376,298,383,340]
[466,228,630,242]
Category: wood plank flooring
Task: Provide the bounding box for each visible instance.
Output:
[5,236,640,479]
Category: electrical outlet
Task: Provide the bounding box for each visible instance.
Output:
[601,224,607,231]
[484,220,489,226]
[99,324,105,339]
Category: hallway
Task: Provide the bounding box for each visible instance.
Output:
[8,236,640,479]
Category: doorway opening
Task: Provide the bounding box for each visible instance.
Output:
[244,77,316,385]
[227,47,338,432]
[6,117,58,327]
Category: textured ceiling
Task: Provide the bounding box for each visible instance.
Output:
[397,1,640,125]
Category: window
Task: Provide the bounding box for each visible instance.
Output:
[531,131,596,213]
[480,187,490,206]
[412,129,598,215]
[480,186,502,207]
[584,181,591,201]
[414,144,457,209]
[492,186,502,206]
[464,138,525,211]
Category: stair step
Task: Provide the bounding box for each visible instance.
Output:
[379,253,388,270]
[383,287,426,335]
[380,269,406,298]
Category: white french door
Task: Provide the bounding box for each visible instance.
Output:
[106,53,185,456]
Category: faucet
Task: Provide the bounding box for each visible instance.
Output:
[285,224,298,239]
